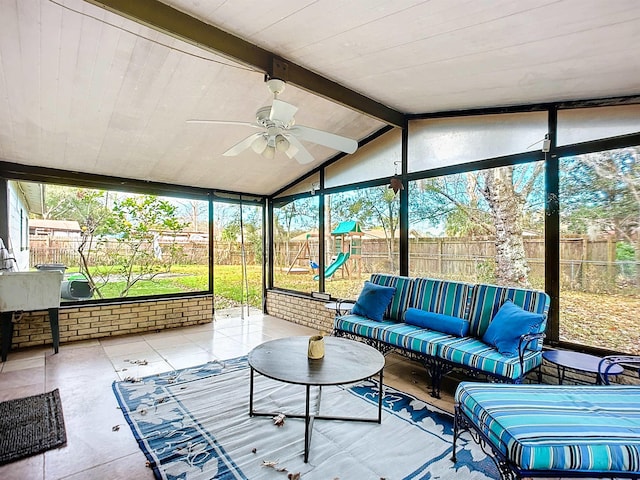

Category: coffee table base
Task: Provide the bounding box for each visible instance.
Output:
[249,367,384,463]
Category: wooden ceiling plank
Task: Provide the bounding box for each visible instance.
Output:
[83,0,405,127]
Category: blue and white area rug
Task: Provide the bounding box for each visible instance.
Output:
[112,356,498,479]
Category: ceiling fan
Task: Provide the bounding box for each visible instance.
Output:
[187,78,358,164]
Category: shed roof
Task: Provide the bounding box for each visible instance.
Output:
[30,219,82,232]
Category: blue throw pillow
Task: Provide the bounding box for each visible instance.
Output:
[404,308,470,337]
[351,281,396,321]
[481,300,544,357]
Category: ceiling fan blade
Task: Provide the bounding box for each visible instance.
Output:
[289,125,358,154]
[270,99,298,125]
[284,143,299,159]
[223,132,263,156]
[187,119,261,129]
[285,135,315,164]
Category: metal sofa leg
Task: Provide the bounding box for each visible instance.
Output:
[451,406,460,462]
[422,357,442,398]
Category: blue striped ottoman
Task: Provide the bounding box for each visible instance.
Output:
[453,382,640,478]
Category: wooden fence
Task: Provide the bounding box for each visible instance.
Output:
[276,236,638,294]
[29,235,637,293]
[29,237,259,268]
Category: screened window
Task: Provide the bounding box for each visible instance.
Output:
[26,182,209,302]
[272,196,319,293]
[559,146,640,354]
[324,186,400,299]
[408,161,545,289]
[408,112,548,173]
[325,129,400,188]
[213,200,263,313]
[557,105,640,146]
[275,172,320,198]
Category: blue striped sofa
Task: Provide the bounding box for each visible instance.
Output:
[334,274,550,397]
[453,357,640,479]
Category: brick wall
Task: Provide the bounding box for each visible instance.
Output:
[265,290,335,334]
[4,295,213,349]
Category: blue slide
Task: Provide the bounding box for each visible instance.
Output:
[313,252,350,280]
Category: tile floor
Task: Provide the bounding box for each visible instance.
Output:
[0,313,456,480]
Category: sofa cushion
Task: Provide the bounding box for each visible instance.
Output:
[481,300,544,357]
[404,308,470,337]
[334,315,451,357]
[335,314,392,339]
[436,336,543,380]
[411,278,473,318]
[369,274,414,322]
[351,281,396,321]
[376,323,451,356]
[468,284,550,348]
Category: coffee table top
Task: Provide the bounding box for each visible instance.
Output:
[248,336,384,386]
[543,349,624,375]
[324,301,356,310]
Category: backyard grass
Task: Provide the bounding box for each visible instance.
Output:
[91,264,207,299]
[273,271,366,300]
[560,290,640,354]
[212,265,262,309]
[85,264,363,306]
[98,280,186,297]
[87,264,263,309]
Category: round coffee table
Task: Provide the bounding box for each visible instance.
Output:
[543,349,624,384]
[248,336,385,462]
[324,301,356,317]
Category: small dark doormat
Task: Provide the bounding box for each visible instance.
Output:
[0,389,67,465]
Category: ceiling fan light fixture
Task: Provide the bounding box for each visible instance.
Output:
[275,134,289,152]
[188,78,357,164]
[266,78,286,97]
[251,135,268,154]
[263,145,276,159]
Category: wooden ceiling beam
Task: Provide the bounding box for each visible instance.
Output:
[84,0,405,128]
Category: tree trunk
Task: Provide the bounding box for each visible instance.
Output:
[481,167,530,287]
[387,201,396,271]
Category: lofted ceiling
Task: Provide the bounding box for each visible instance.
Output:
[1,0,639,197]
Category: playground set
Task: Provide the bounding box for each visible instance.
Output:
[286,221,363,280]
